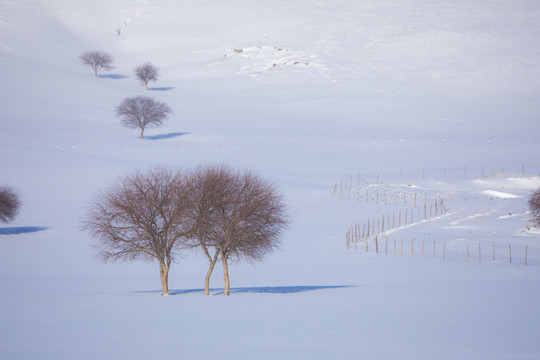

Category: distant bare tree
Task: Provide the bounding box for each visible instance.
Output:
[81,168,190,296]
[185,165,289,296]
[529,187,540,228]
[79,51,114,77]
[0,186,21,223]
[116,96,172,139]
[135,62,159,90]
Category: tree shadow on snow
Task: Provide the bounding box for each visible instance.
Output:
[148,87,174,91]
[137,285,354,296]
[98,74,128,79]
[144,132,191,140]
[0,226,49,235]
[217,285,354,295]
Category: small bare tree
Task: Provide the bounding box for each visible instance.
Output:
[81,168,190,296]
[185,165,289,296]
[529,187,540,228]
[0,186,21,223]
[116,96,172,139]
[135,62,159,90]
[79,51,114,77]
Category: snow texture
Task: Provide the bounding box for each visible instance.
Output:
[1,0,540,359]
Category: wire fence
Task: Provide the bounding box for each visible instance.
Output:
[346,235,531,265]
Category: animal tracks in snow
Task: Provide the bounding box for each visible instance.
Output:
[117,11,141,36]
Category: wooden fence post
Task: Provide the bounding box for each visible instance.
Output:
[479,242,481,263]
[362,222,366,240]
[365,233,368,252]
[405,209,408,225]
[443,242,446,261]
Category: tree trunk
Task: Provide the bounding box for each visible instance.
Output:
[140,128,144,139]
[159,261,170,296]
[204,251,220,296]
[221,255,230,296]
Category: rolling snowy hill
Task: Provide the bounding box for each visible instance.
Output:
[1,1,540,359]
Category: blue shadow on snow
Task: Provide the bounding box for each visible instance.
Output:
[98,74,129,79]
[0,226,49,235]
[137,285,354,296]
[149,87,174,91]
[144,132,191,140]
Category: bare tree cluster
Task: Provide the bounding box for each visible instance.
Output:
[78,52,171,138]
[78,51,161,90]
[0,186,21,223]
[116,96,172,139]
[81,165,289,296]
[529,187,540,228]
[79,51,114,77]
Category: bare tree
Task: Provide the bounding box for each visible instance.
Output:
[81,168,190,296]
[184,166,230,295]
[79,51,114,77]
[0,186,21,223]
[135,62,159,90]
[185,165,289,296]
[116,96,172,139]
[529,187,540,228]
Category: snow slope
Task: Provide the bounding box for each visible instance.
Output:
[1,0,540,359]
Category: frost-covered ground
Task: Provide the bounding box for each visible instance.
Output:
[1,1,540,359]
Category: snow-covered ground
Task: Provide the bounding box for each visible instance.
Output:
[1,1,540,359]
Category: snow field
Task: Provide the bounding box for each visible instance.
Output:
[1,0,540,359]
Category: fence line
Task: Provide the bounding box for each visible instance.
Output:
[339,168,535,266]
[346,236,530,265]
[332,164,529,199]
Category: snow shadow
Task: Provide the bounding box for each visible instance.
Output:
[135,285,353,296]
[0,226,49,235]
[149,87,174,91]
[219,285,354,295]
[144,132,191,140]
[98,74,128,79]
